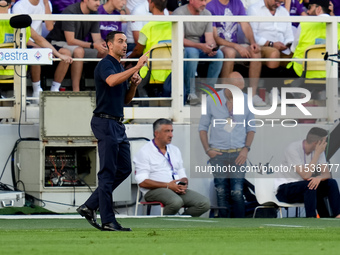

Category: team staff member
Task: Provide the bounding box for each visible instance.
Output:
[77,31,149,231]
[275,127,340,218]
[199,72,255,218]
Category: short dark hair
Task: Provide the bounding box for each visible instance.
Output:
[153,118,172,136]
[151,0,168,12]
[3,0,11,5]
[320,5,330,14]
[309,0,330,14]
[105,31,125,46]
[306,127,328,143]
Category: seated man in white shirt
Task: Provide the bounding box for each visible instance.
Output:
[248,0,294,99]
[133,118,210,217]
[274,127,340,218]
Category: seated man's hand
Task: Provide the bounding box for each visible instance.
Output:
[307,176,322,190]
[168,179,186,194]
[94,41,108,55]
[235,44,250,58]
[273,42,287,51]
[59,54,73,64]
[250,43,260,54]
[201,43,217,57]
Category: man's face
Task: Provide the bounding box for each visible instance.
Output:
[190,0,207,13]
[266,0,284,11]
[110,33,127,57]
[155,124,173,145]
[148,0,153,13]
[112,0,126,11]
[307,4,319,15]
[86,0,101,12]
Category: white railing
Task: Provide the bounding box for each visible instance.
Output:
[0,14,339,123]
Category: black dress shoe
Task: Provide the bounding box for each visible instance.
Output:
[77,204,101,230]
[102,221,132,231]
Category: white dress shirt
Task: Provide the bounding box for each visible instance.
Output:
[133,141,187,195]
[247,0,294,47]
[273,140,327,193]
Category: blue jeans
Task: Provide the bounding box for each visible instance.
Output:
[184,47,223,101]
[209,152,246,218]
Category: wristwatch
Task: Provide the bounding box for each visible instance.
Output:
[90,42,94,49]
[243,146,251,152]
[268,41,274,47]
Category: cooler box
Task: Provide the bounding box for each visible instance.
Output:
[0,191,25,208]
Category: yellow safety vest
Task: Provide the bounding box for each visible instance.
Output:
[139,21,172,83]
[287,21,340,78]
[0,20,31,76]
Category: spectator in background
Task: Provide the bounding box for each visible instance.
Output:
[46,0,108,92]
[98,0,125,41]
[125,0,147,52]
[284,0,307,31]
[126,0,144,10]
[49,0,80,14]
[240,0,260,9]
[166,0,188,13]
[126,0,169,53]
[0,0,73,95]
[329,1,338,15]
[286,0,339,78]
[129,0,170,58]
[173,0,223,105]
[247,0,294,98]
[206,0,265,107]
[12,0,55,95]
[128,0,171,84]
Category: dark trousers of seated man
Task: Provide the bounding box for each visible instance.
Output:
[276,179,340,218]
[144,188,210,217]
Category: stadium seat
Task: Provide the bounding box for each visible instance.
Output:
[285,44,326,99]
[134,185,164,216]
[0,43,15,83]
[253,173,304,218]
[0,43,15,101]
[138,42,172,98]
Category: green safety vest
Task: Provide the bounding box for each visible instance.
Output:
[139,21,172,83]
[287,21,340,78]
[0,20,31,76]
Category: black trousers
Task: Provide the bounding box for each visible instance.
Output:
[85,116,131,224]
[276,179,340,218]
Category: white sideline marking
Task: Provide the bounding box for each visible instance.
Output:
[0,215,83,220]
[0,215,190,220]
[163,219,216,223]
[264,224,304,228]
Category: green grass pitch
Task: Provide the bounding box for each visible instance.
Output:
[1,217,340,255]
